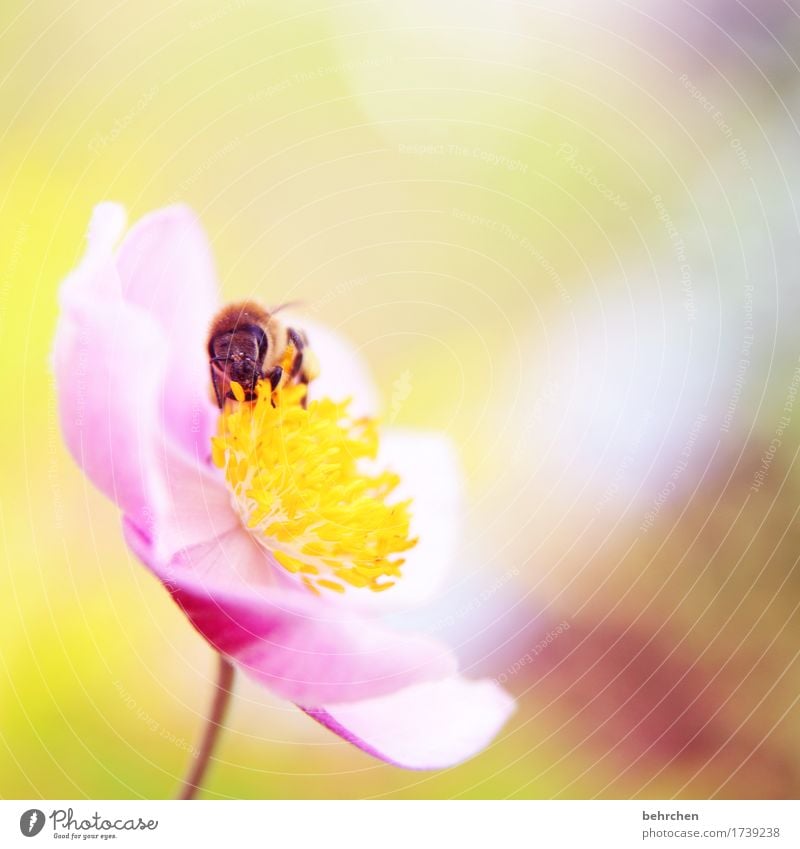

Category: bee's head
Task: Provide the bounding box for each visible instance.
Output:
[209,324,269,391]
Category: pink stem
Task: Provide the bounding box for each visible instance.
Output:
[177,655,235,800]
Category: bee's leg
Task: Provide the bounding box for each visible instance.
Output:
[210,364,225,409]
[266,365,283,390]
[262,365,283,409]
[286,327,305,379]
[299,376,309,409]
[286,327,315,407]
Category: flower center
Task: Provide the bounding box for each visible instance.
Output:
[211,380,417,594]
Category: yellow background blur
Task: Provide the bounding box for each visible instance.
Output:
[2,0,800,798]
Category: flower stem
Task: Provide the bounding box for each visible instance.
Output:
[177,655,235,800]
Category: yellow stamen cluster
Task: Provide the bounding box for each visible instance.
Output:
[211,380,417,594]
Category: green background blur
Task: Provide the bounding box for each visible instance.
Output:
[2,0,800,799]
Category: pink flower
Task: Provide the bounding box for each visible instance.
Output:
[53,202,514,770]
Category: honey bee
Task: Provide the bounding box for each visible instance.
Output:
[207,300,319,407]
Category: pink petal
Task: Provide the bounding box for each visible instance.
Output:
[357,429,462,611]
[53,295,234,561]
[123,519,459,705]
[302,676,515,769]
[116,204,220,456]
[59,201,127,305]
[54,205,228,554]
[282,314,380,418]
[54,264,168,532]
[150,444,240,565]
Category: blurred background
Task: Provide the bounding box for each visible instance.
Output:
[2,0,800,799]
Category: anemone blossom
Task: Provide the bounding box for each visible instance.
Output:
[53,203,514,794]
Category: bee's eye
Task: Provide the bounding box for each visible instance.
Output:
[211,331,235,359]
[253,326,269,361]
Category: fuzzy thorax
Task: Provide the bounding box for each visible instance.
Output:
[212,381,417,594]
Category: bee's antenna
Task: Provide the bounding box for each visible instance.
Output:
[271,300,305,315]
